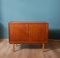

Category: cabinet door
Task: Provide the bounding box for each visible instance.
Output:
[29,23,48,43]
[9,23,28,44]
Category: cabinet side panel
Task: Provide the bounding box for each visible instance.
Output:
[44,23,48,43]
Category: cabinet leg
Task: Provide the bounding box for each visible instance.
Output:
[42,43,44,49]
[13,44,15,52]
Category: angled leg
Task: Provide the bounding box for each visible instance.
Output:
[13,44,15,52]
[42,43,44,49]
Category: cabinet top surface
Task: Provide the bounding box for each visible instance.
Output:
[8,22,48,24]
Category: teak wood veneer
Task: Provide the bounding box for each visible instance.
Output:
[8,22,48,51]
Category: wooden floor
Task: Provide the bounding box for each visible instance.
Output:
[0,39,60,58]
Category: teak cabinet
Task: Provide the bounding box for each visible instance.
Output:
[8,22,48,51]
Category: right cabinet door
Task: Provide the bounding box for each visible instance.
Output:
[29,23,48,43]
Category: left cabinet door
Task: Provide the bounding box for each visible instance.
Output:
[8,23,28,44]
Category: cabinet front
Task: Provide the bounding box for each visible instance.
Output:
[9,23,29,44]
[9,23,48,44]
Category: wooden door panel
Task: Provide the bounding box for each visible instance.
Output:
[29,23,48,42]
[29,23,42,41]
[9,23,28,43]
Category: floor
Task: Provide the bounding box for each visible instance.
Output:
[0,39,60,58]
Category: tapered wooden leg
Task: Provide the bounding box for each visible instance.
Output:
[13,44,15,52]
[42,43,44,49]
